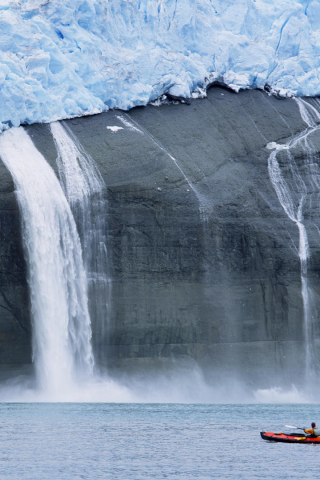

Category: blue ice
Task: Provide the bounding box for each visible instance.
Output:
[0,0,319,130]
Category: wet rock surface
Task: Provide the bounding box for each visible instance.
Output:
[0,160,31,371]
[1,87,319,386]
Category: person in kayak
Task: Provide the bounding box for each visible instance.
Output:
[304,423,320,437]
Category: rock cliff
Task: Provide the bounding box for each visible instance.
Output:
[1,87,319,387]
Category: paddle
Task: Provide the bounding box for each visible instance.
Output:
[285,425,305,431]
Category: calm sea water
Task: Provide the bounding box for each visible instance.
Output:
[0,403,318,479]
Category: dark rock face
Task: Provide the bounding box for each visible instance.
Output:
[2,87,320,386]
[0,159,31,374]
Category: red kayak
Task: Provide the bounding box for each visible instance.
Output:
[261,431,320,444]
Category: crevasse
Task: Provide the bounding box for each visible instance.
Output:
[0,0,320,130]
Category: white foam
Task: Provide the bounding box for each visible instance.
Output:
[254,386,309,404]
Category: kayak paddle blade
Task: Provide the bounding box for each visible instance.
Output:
[285,425,304,431]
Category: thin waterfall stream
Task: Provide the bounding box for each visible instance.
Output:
[267,98,320,391]
[0,127,94,397]
[50,122,111,366]
[117,114,211,219]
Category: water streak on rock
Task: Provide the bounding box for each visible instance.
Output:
[118,113,210,219]
[50,122,111,365]
[268,98,320,389]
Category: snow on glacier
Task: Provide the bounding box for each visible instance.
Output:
[0,0,320,129]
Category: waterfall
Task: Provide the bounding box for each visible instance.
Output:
[267,98,320,388]
[0,128,94,395]
[117,114,210,219]
[50,122,110,365]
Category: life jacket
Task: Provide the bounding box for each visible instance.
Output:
[313,428,320,436]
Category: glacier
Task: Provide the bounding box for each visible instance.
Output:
[0,0,320,129]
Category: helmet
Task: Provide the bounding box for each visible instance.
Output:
[312,422,316,428]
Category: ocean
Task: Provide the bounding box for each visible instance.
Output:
[0,403,318,479]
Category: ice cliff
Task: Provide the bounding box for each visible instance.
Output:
[0,0,320,129]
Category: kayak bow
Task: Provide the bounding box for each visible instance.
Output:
[261,431,320,444]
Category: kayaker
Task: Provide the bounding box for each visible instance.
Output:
[304,422,320,437]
